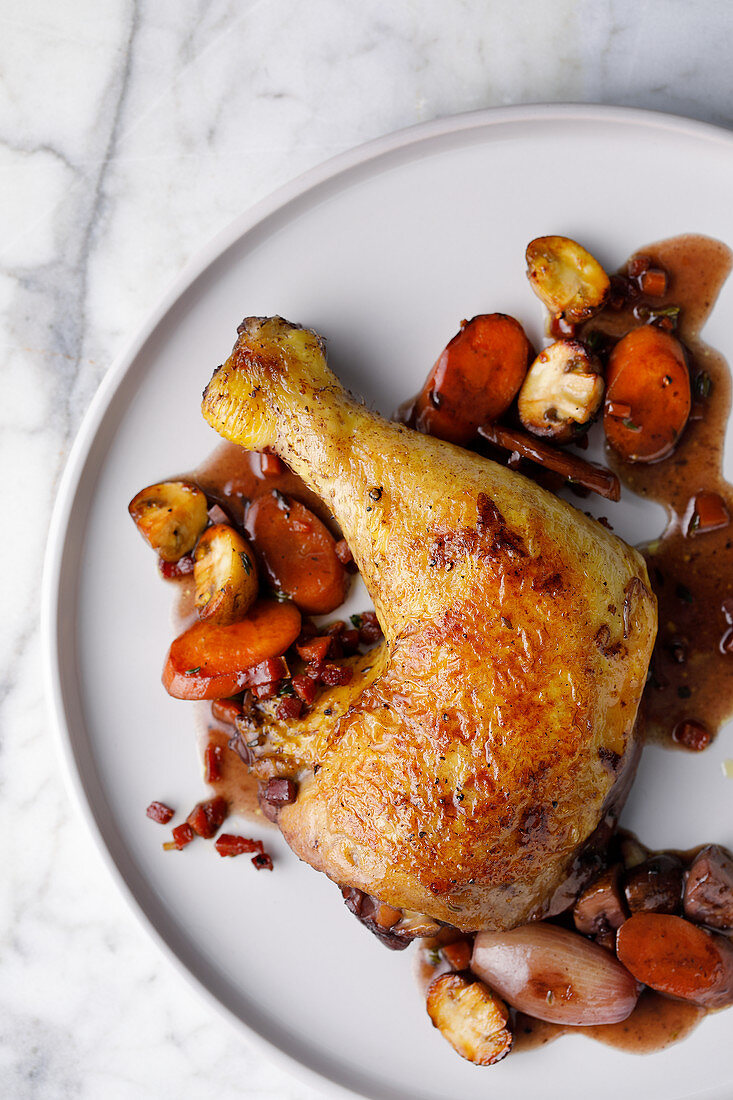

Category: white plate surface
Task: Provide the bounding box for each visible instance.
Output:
[44,105,733,1100]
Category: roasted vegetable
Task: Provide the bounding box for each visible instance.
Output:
[604,326,691,463]
[413,314,531,445]
[617,912,733,1008]
[441,939,473,971]
[245,491,347,615]
[518,339,604,442]
[683,845,733,929]
[194,524,258,624]
[129,480,208,561]
[639,268,667,297]
[478,421,620,501]
[573,866,627,936]
[472,924,639,1025]
[526,236,610,323]
[162,598,301,699]
[426,973,512,1066]
[688,491,730,535]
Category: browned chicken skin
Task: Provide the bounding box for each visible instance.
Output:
[202,317,657,931]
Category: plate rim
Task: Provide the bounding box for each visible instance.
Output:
[41,102,733,1099]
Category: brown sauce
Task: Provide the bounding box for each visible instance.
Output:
[512,992,705,1055]
[199,722,268,823]
[510,1013,565,1053]
[583,235,733,746]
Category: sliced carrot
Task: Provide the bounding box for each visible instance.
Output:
[245,492,347,615]
[616,912,733,1008]
[414,314,531,445]
[162,598,301,700]
[604,326,691,463]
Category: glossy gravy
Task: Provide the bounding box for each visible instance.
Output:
[584,235,733,746]
[512,992,705,1055]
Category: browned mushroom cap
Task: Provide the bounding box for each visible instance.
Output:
[624,854,684,915]
[683,845,733,930]
[194,524,259,624]
[574,866,628,936]
[518,339,604,443]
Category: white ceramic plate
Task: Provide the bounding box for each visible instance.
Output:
[44,105,733,1100]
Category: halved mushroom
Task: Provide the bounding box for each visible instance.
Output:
[194,524,259,624]
[624,854,684,915]
[129,480,209,562]
[573,866,628,936]
[518,339,604,442]
[426,972,512,1066]
[526,236,610,323]
[683,845,733,930]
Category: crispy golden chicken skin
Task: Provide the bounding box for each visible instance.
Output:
[202,317,657,931]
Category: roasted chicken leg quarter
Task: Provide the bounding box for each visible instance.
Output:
[202,317,657,932]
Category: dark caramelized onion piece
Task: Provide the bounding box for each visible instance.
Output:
[478,422,620,501]
[623,855,683,915]
[341,887,413,951]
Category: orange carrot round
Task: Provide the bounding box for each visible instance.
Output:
[616,912,733,1008]
[162,598,301,699]
[246,492,347,614]
[604,326,691,463]
[414,314,531,445]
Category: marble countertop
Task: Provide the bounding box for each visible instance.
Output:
[4,1,733,1096]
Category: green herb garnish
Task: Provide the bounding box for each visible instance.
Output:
[584,330,605,353]
[637,304,681,328]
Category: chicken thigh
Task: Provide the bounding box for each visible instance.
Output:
[202,317,657,932]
